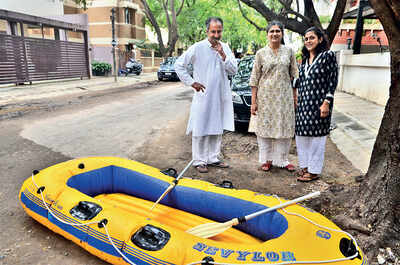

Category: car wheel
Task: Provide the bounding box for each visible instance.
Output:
[136,71,141,76]
[158,76,162,81]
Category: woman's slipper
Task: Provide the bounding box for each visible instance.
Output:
[284,164,296,172]
[297,172,319,182]
[208,161,229,168]
[259,162,272,172]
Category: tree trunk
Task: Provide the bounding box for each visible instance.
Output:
[351,0,400,258]
[140,0,182,58]
[326,0,347,46]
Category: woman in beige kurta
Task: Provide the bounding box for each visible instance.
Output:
[249,21,298,171]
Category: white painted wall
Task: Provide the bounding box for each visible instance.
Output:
[1,0,64,16]
[337,50,390,106]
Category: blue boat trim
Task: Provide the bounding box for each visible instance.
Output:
[68,166,288,241]
[21,189,177,265]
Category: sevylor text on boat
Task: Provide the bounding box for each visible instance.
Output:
[19,157,366,265]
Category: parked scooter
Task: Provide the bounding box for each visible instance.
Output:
[122,58,143,76]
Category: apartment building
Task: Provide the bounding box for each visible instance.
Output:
[1,0,64,17]
[63,0,147,67]
[331,0,388,53]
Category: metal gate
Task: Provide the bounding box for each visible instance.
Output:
[0,35,89,84]
[0,9,90,85]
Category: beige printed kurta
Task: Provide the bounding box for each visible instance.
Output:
[249,45,298,139]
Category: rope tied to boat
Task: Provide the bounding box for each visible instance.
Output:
[30,173,139,265]
[30,173,361,265]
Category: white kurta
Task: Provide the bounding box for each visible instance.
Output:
[175,39,238,137]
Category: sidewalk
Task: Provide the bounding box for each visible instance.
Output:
[0,72,158,105]
[331,92,385,173]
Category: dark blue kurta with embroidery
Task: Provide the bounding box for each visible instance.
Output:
[295,50,338,137]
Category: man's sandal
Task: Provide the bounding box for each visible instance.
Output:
[296,168,308,177]
[208,161,229,168]
[297,172,319,182]
[259,162,272,172]
[195,164,208,173]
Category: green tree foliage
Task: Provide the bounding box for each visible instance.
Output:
[177,0,267,54]
[238,0,347,45]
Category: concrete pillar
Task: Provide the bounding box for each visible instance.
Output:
[337,50,352,91]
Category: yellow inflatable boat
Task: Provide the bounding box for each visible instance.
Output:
[19,157,366,265]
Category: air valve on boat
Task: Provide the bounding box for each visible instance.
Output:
[160,168,178,178]
[339,238,361,259]
[70,201,102,221]
[219,180,234,189]
[132,224,171,251]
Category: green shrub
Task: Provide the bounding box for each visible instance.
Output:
[91,61,112,73]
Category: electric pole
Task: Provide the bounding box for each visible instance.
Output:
[110,8,117,82]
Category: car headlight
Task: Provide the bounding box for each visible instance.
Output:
[232,91,243,104]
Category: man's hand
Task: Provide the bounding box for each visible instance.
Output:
[211,40,226,61]
[192,82,205,92]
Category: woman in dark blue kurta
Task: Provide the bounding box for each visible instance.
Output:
[295,27,338,182]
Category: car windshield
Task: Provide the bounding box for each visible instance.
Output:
[163,57,177,65]
[231,55,254,91]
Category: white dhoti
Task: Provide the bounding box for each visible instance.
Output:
[257,136,291,167]
[295,135,327,174]
[192,135,222,166]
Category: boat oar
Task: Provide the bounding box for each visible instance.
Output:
[149,159,194,212]
[186,191,321,238]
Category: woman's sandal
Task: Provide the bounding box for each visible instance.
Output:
[297,172,319,182]
[259,162,272,172]
[284,163,296,172]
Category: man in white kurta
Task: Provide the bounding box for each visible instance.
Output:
[175,17,237,173]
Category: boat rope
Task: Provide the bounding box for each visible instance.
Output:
[31,174,138,265]
[31,173,360,265]
[31,174,99,227]
[103,225,138,265]
[185,194,361,265]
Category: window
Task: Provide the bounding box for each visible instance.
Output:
[23,23,43,38]
[58,29,68,41]
[10,22,22,36]
[0,19,9,35]
[66,30,84,43]
[43,27,55,39]
[125,8,132,24]
[0,20,22,36]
